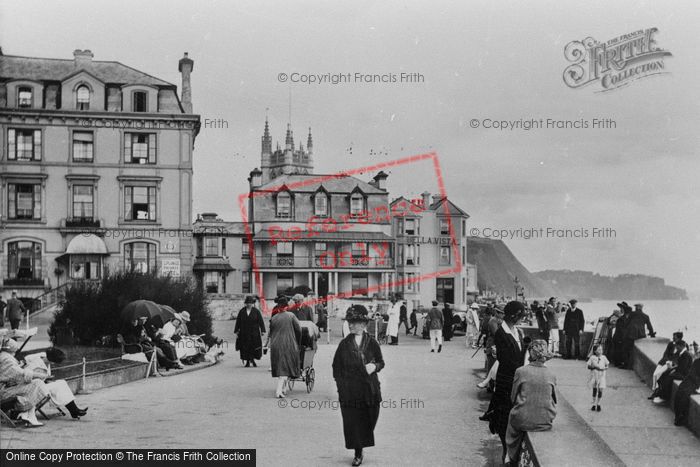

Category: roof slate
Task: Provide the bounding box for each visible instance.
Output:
[0,54,174,87]
[256,174,385,194]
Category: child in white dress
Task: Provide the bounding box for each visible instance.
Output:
[586,344,609,411]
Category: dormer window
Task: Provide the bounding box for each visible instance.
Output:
[133,91,147,112]
[76,85,90,110]
[17,87,33,108]
[314,191,328,217]
[276,192,292,218]
[350,192,365,216]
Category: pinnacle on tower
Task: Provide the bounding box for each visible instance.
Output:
[262,118,272,153]
[285,123,294,149]
[307,127,313,152]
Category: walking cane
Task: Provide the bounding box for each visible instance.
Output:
[471,344,483,359]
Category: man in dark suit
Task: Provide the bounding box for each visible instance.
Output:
[399,300,410,335]
[6,290,26,330]
[563,299,585,360]
[622,303,655,367]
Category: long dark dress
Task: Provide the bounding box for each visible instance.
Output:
[674,358,700,426]
[234,306,265,361]
[489,324,527,438]
[332,332,385,450]
[269,312,302,377]
[442,306,454,341]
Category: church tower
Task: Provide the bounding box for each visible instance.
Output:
[260,118,314,183]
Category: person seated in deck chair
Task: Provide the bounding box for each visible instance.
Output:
[144,316,183,371]
[0,337,87,426]
[168,312,206,364]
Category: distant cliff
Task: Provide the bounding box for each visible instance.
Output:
[533,270,688,300]
[466,236,559,298]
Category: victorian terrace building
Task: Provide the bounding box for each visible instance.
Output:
[246,120,396,302]
[0,49,200,300]
[391,192,471,311]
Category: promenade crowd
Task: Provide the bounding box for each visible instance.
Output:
[2,286,699,466]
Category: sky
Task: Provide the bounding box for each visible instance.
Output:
[1,0,699,293]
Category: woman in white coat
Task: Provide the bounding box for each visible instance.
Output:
[386,295,401,345]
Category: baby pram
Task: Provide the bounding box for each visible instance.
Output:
[367,313,388,345]
[287,321,319,393]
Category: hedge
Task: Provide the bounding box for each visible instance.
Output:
[49,271,211,346]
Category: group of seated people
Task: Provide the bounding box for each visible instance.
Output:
[121,311,208,371]
[0,333,87,427]
[648,331,700,426]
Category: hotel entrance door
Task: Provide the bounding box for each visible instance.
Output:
[436,278,454,304]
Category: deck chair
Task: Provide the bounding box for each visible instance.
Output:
[35,394,66,420]
[117,334,143,354]
[0,396,19,428]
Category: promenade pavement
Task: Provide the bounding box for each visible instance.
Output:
[548,358,700,466]
[1,319,504,467]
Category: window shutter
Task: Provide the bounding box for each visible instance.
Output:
[148,134,157,163]
[8,129,15,160]
[8,184,16,218]
[33,184,41,219]
[124,133,132,161]
[148,187,156,220]
[149,244,157,272]
[124,186,132,220]
[34,130,42,160]
[34,243,42,279]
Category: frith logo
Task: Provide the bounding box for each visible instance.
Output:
[563,28,672,92]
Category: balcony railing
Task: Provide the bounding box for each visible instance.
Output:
[65,217,101,228]
[255,255,393,269]
[4,278,45,287]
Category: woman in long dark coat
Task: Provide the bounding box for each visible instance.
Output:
[485,301,528,464]
[332,304,385,467]
[269,309,302,398]
[234,296,266,367]
[442,303,454,341]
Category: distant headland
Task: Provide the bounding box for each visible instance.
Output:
[467,236,688,300]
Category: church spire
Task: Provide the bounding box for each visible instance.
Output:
[307,127,313,154]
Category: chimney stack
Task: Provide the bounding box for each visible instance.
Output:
[421,191,431,207]
[372,171,389,191]
[248,168,263,189]
[432,194,445,205]
[200,213,218,221]
[73,49,94,66]
[178,52,194,113]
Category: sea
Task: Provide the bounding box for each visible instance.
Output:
[577,299,699,344]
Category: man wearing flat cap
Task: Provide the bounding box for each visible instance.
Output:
[563,299,585,360]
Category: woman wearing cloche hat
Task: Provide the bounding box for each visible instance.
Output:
[332,305,386,466]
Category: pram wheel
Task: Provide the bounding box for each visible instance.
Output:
[286,378,295,391]
[378,335,388,345]
[306,368,315,393]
